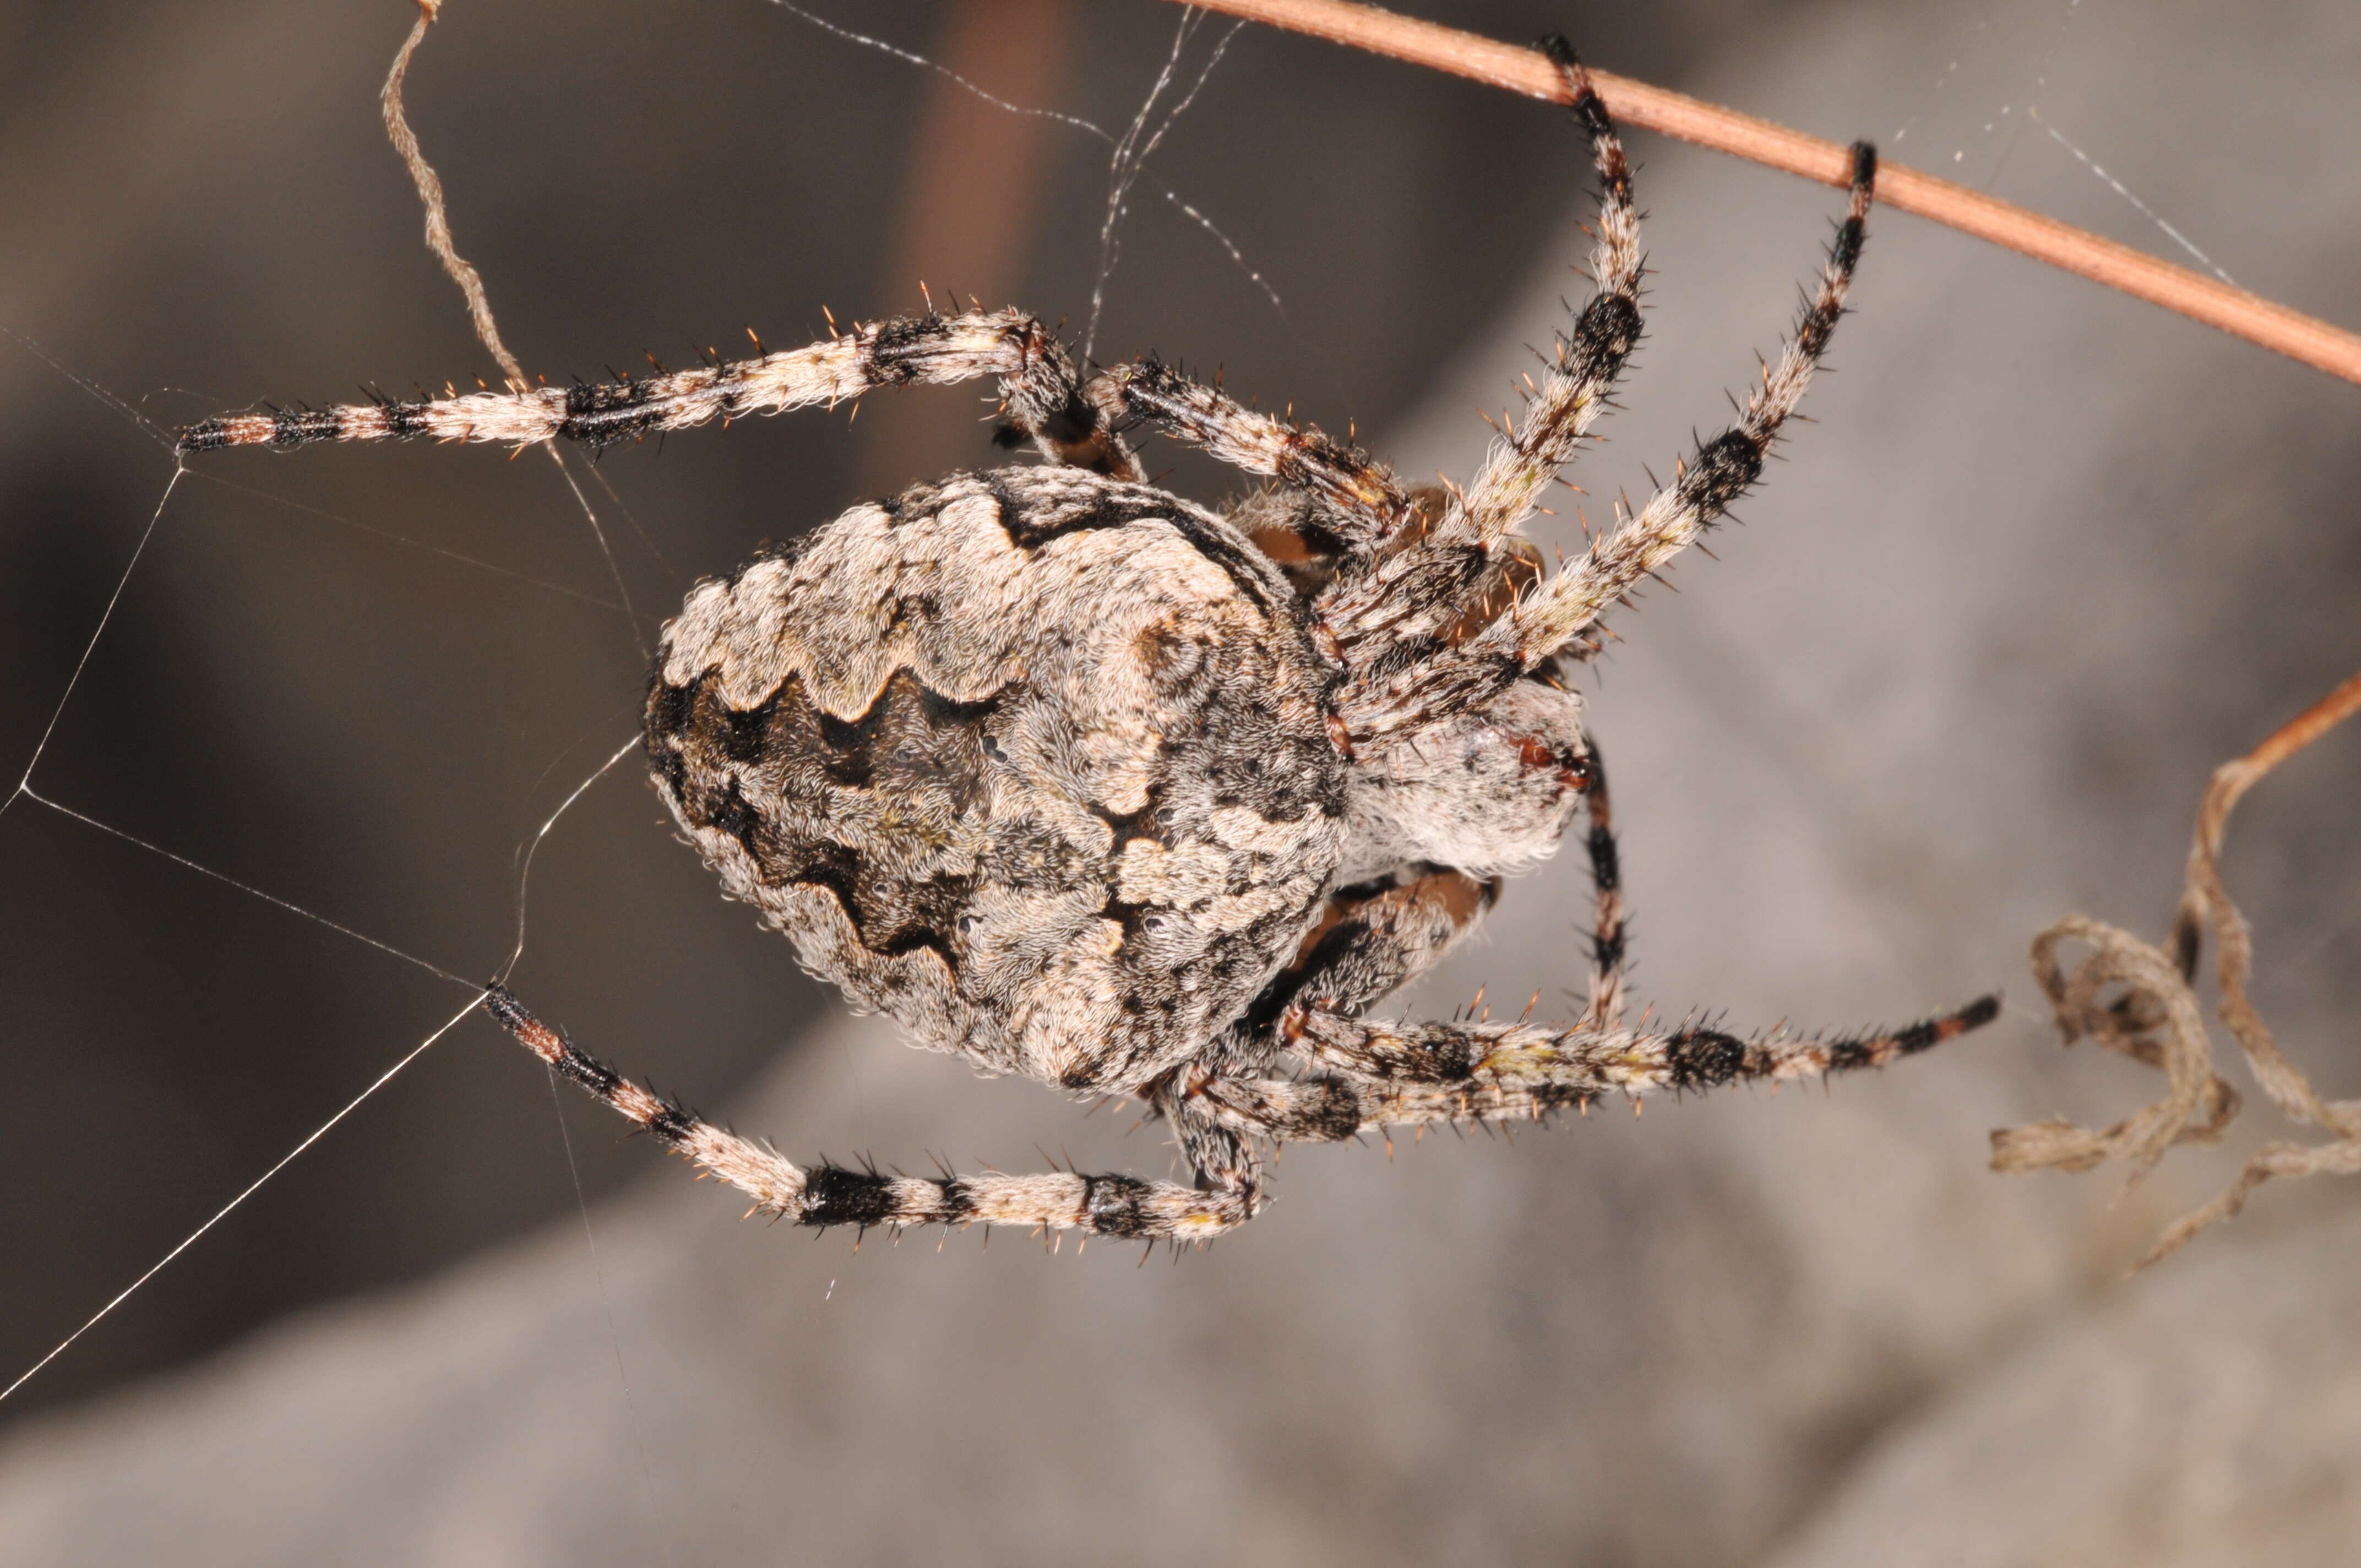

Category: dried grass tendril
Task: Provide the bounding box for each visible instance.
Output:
[1993,668,2361,1268]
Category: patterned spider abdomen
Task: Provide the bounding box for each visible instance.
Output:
[646,466,1348,1094]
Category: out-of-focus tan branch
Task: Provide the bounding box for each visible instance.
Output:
[1168,0,2361,389]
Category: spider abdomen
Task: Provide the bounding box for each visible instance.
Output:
[646,466,1348,1093]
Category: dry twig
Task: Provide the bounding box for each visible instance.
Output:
[1993,669,2361,1268]
[382,0,525,391]
[1168,0,2361,388]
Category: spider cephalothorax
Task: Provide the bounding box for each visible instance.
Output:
[181,39,1994,1244]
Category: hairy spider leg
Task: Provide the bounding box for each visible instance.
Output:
[1099,357,1409,550]
[176,308,1144,479]
[175,300,1423,560]
[1282,992,2000,1135]
[1165,865,1502,1091]
[1280,868,1500,1016]
[1130,867,1495,1204]
[487,962,1992,1243]
[483,986,1256,1242]
[1447,36,1645,554]
[1315,35,1646,674]
[1576,741,1630,1032]
[1152,987,1996,1162]
[1336,139,1879,747]
[1508,141,1879,666]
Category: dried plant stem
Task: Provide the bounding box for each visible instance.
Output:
[2182,668,2361,1114]
[2197,667,2361,814]
[1996,666,2361,1268]
[383,0,526,391]
[382,2,645,647]
[1171,0,2361,389]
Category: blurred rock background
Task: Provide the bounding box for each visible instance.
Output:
[0,0,2354,1561]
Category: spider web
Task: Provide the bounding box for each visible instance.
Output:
[2,9,2355,1548]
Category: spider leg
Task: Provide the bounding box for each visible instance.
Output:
[176,308,1141,478]
[1157,1088,1267,1202]
[1269,865,1499,1016]
[1179,1071,1367,1144]
[1099,357,1408,550]
[1576,743,1629,1032]
[484,987,1252,1242]
[1152,979,1992,1180]
[1283,989,1998,1134]
[1316,36,1643,667]
[1446,37,1645,551]
[1208,778,1617,1075]
[1165,985,1993,1150]
[1181,864,1500,1093]
[1498,142,1878,668]
[1332,141,1878,746]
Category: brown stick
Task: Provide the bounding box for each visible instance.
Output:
[1173,0,2361,388]
[2221,667,2361,788]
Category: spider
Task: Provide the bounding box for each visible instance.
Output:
[178,39,1994,1246]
